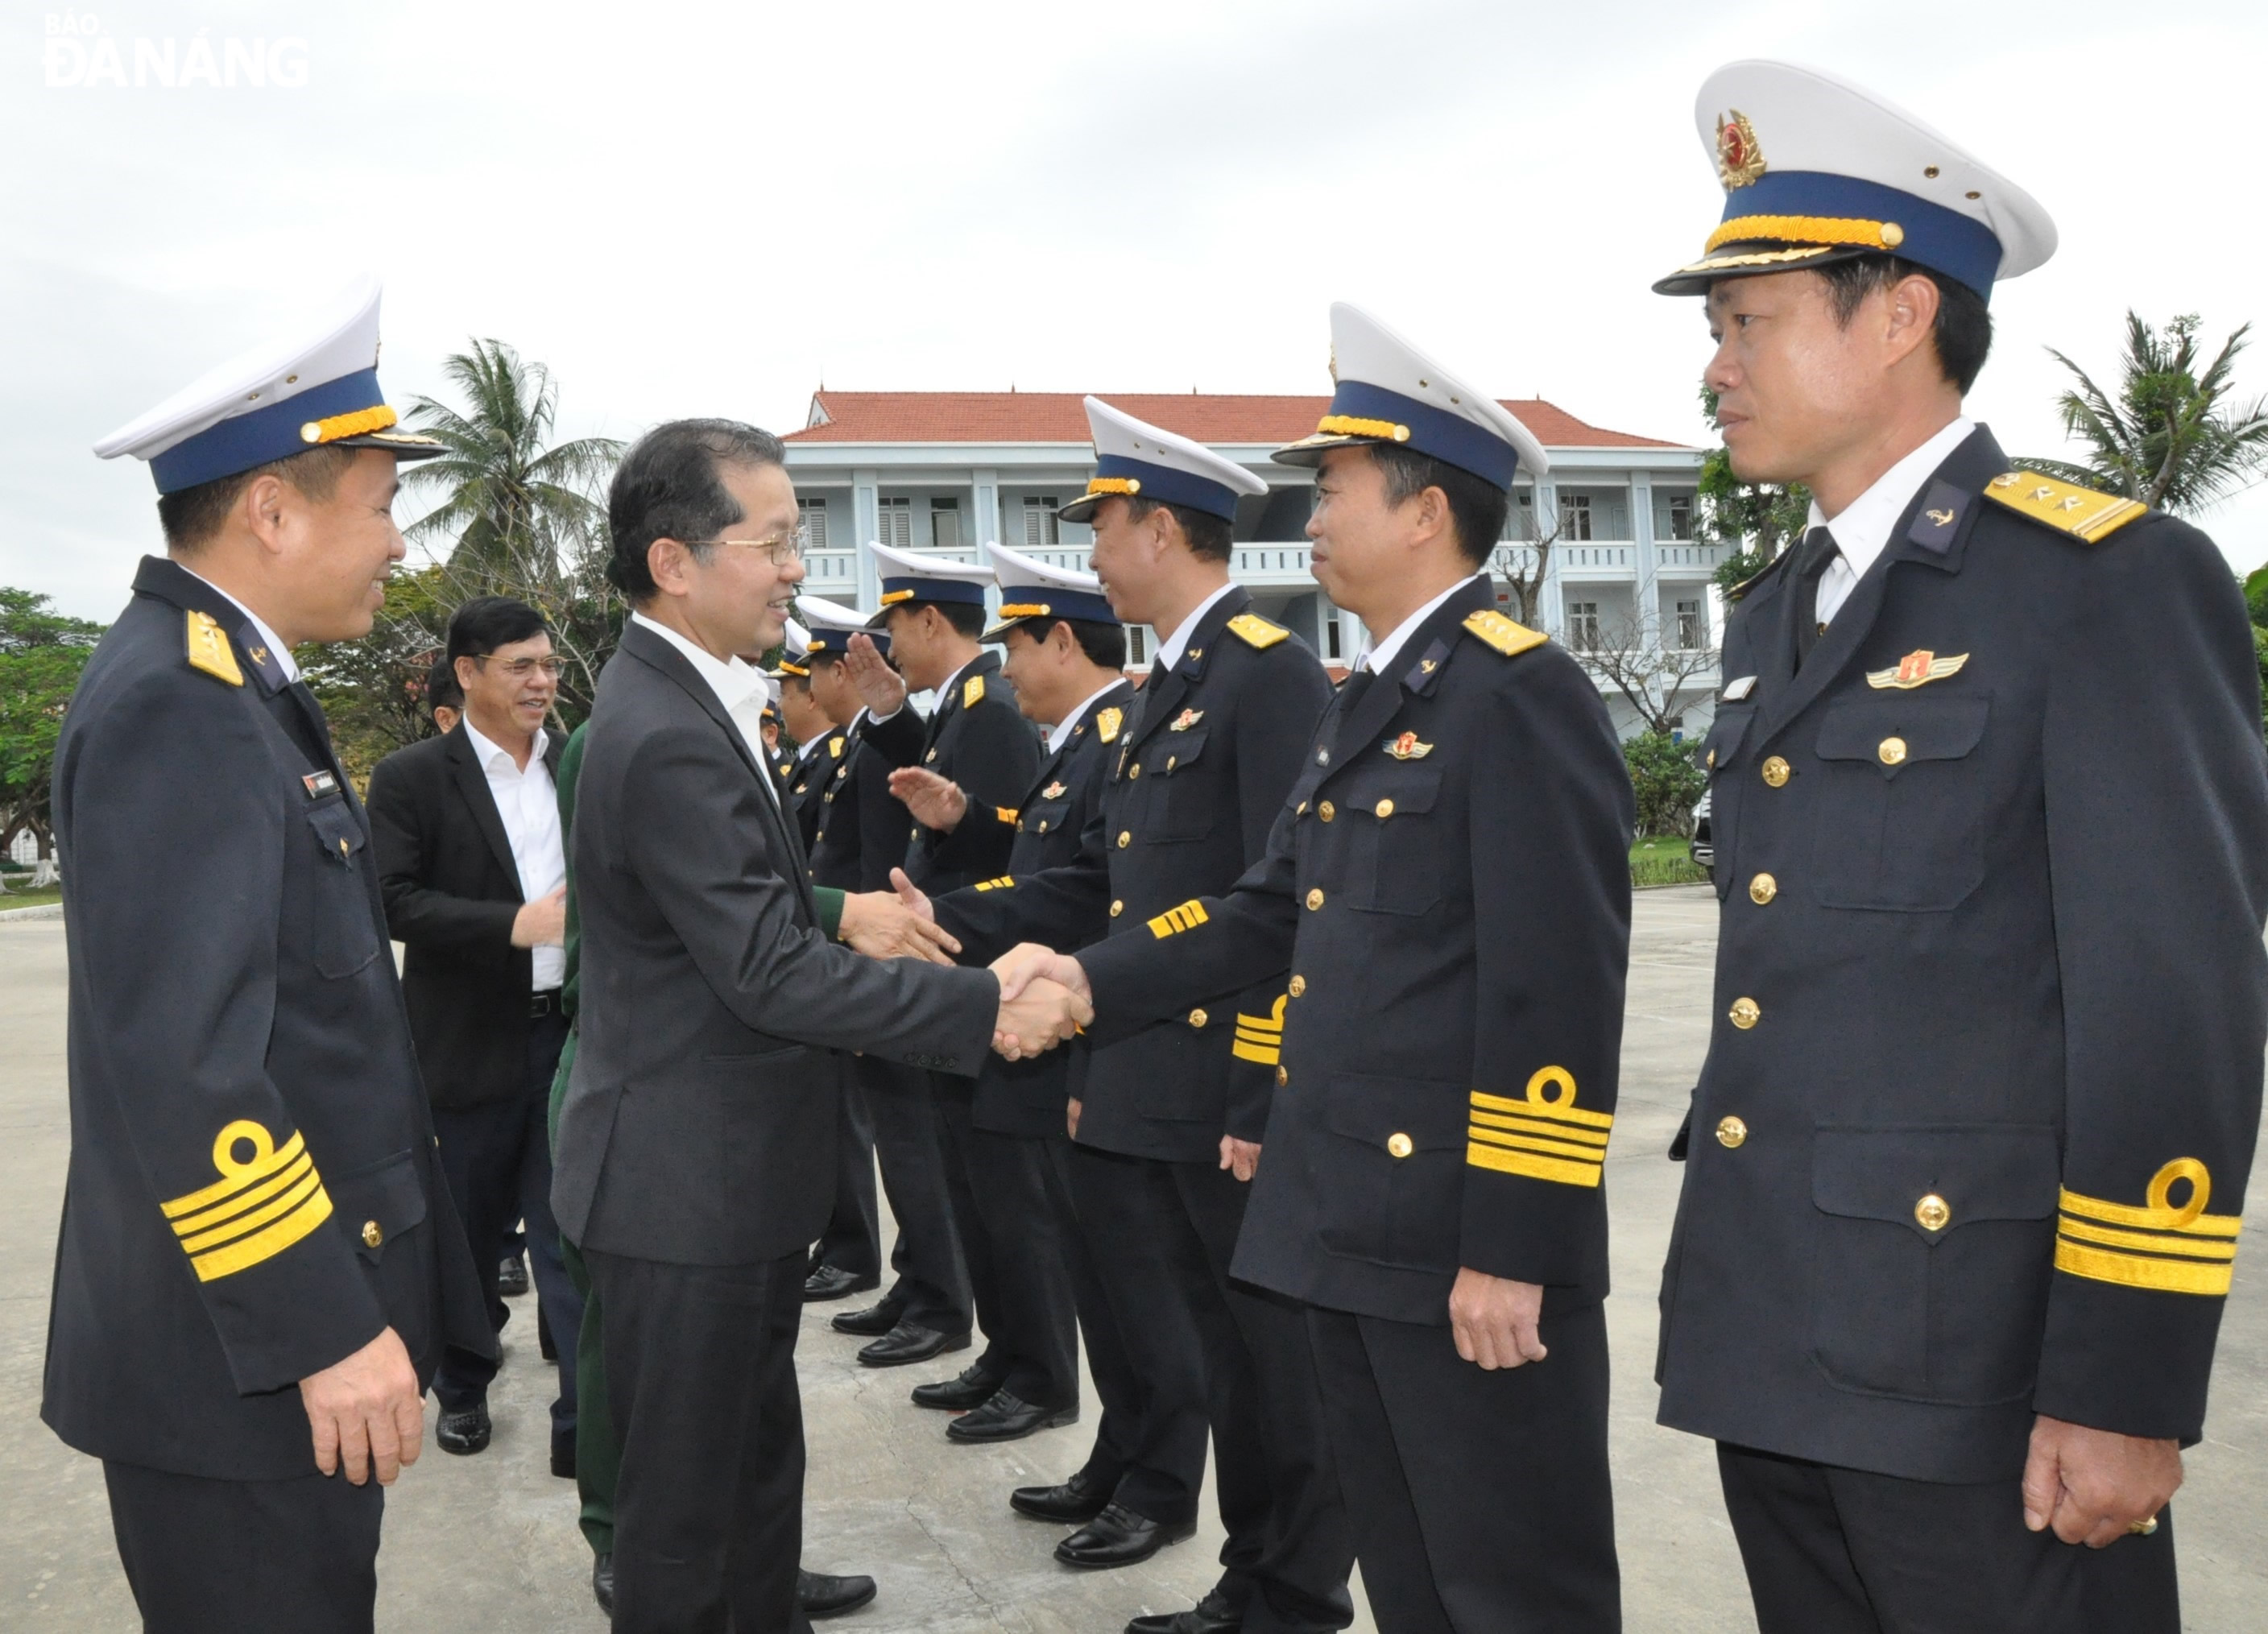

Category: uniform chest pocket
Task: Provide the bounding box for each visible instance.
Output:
[1019,798,1072,838]
[1339,767,1444,916]
[1699,706,1755,898]
[1809,697,1991,912]
[304,798,383,978]
[1315,1073,1467,1270]
[1139,729,1213,842]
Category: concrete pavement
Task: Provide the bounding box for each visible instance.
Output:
[2,889,2263,1630]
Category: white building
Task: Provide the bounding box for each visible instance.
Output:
[780,391,1725,736]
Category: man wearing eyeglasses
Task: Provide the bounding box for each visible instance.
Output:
[366,594,586,1481]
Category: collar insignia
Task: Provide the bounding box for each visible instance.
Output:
[1867,650,1969,690]
[1384,731,1434,760]
[1169,709,1204,731]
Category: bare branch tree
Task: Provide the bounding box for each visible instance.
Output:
[1577,611,1721,738]
[1490,512,1559,627]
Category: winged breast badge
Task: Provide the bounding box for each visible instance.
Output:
[1865,650,1969,690]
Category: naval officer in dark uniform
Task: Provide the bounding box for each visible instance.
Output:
[996,306,1635,1632]
[1645,61,2268,1633]
[54,279,490,1632]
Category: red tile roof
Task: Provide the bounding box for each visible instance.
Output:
[784,391,1688,450]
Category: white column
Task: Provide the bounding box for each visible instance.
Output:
[971,467,999,565]
[852,470,879,606]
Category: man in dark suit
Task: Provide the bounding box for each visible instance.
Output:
[56,281,490,1632]
[550,417,1083,1633]
[1642,63,2268,1633]
[366,595,583,1473]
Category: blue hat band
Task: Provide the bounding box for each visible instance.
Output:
[1322,381,1521,490]
[1091,454,1242,521]
[807,630,892,656]
[879,575,987,608]
[1713,172,2003,297]
[148,369,391,494]
[995,589,1117,626]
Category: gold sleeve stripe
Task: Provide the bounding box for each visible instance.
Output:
[1234,1027,1281,1049]
[1467,1143,1603,1189]
[997,808,1020,825]
[1470,1109,1610,1148]
[188,1186,334,1282]
[2052,1159,2241,1297]
[2054,1242,2231,1297]
[1147,900,1210,939]
[179,1164,325,1255]
[162,1124,310,1218]
[158,1121,333,1283]
[974,877,1016,891]
[2058,1163,2242,1238]
[1469,1126,1608,1165]
[1470,1088,1613,1131]
[2057,1217,2237,1262]
[1231,1038,1281,1066]
[168,1148,316,1241]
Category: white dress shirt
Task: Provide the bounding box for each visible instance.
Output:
[1047,680,1124,756]
[182,569,300,681]
[1359,573,1488,676]
[1810,416,1976,625]
[460,717,567,991]
[1153,580,1240,672]
[630,612,781,808]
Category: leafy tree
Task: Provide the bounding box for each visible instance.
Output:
[1696,386,1810,593]
[2021,313,2268,514]
[1623,728,1707,840]
[0,589,105,862]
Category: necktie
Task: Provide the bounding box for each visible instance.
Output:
[1792,527,1838,668]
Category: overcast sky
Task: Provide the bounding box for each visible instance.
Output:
[8,0,2265,620]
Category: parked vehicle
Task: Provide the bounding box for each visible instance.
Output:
[1689,790,1713,883]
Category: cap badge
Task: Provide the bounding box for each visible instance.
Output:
[1384,732,1434,760]
[1866,650,1969,690]
[1715,109,1766,190]
[1169,709,1204,732]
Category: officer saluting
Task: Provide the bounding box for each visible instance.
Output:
[998,305,1636,1631]
[52,279,490,1631]
[1649,63,2268,1632]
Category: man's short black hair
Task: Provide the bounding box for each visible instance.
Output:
[1016,616,1127,670]
[445,595,548,665]
[896,599,987,640]
[606,419,786,602]
[156,443,360,553]
[424,653,464,717]
[1366,445,1509,568]
[1819,254,1993,395]
[1123,495,1232,563]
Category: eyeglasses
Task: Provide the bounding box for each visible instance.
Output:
[475,655,565,679]
[692,529,806,567]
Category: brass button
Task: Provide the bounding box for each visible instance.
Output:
[1166,755,1178,771]
[1386,1132,1414,1159]
[925,749,937,763]
[1878,736,1908,767]
[1374,798,1394,819]
[1749,873,1778,905]
[1110,900,1124,917]
[1318,800,1335,822]
[1715,1116,1748,1149]
[1761,755,1790,788]
[1117,831,1131,849]
[1129,763,1141,779]
[1729,996,1761,1029]
[1306,888,1324,910]
[1275,1065,1289,1088]
[1289,975,1306,998]
[1914,1193,1951,1231]
[361,1220,383,1248]
[1707,748,1717,769]
[1189,1009,1208,1029]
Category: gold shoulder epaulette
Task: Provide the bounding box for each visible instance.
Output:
[1462,609,1547,657]
[1226,613,1289,650]
[828,735,846,757]
[1722,556,1785,604]
[962,673,986,708]
[1984,471,2147,543]
[1095,705,1124,743]
[185,610,243,686]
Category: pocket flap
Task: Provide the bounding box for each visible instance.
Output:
[1322,1073,1465,1152]
[307,800,366,863]
[1020,799,1072,833]
[328,1148,426,1260]
[1146,730,1206,774]
[1360,767,1442,818]
[1815,697,1989,765]
[1812,1125,2059,1236]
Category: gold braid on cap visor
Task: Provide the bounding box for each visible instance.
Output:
[299,404,399,445]
[1706,215,1906,254]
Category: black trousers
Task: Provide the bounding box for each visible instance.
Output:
[1307,1302,1620,1633]
[1049,1133,1142,1492]
[1715,1442,2181,1634]
[856,1057,971,1334]
[433,1008,581,1433]
[1075,1145,1355,1633]
[585,1245,816,1634]
[105,1460,384,1634]
[934,1084,1080,1409]
[811,1067,881,1279]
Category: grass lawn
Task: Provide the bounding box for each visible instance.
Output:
[0,885,62,912]
[1630,836,1708,888]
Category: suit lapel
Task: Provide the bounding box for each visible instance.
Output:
[446,727,523,885]
[1317,581,1490,791]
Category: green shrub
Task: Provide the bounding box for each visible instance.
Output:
[1624,730,1707,840]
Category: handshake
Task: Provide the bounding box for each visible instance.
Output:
[833,869,1091,1061]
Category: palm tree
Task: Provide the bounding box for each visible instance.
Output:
[2022,312,2268,515]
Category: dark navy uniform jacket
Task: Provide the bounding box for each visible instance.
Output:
[1074,577,1634,1326]
[933,678,1135,1139]
[808,708,925,893]
[1658,426,2268,1484]
[787,730,848,854]
[879,649,1041,897]
[43,556,489,1479]
[934,588,1334,1164]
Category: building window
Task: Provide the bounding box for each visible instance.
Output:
[1023,496,1060,549]
[1559,493,1594,541]
[798,498,829,549]
[930,497,962,551]
[877,495,912,549]
[1504,490,1538,542]
[1566,600,1601,652]
[1675,598,1706,651]
[1324,612,1343,661]
[1128,625,1149,665]
[1666,493,1696,541]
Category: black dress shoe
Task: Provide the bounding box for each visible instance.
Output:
[910,1363,1002,1411]
[798,1569,878,1619]
[1125,1588,1243,1634]
[805,1264,879,1303]
[830,1298,906,1337]
[1010,1466,1111,1524]
[436,1401,490,1456]
[946,1389,1078,1444]
[498,1254,530,1297]
[591,1553,614,1615]
[1054,1504,1196,1570]
[858,1322,970,1367]
[551,1430,576,1479]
